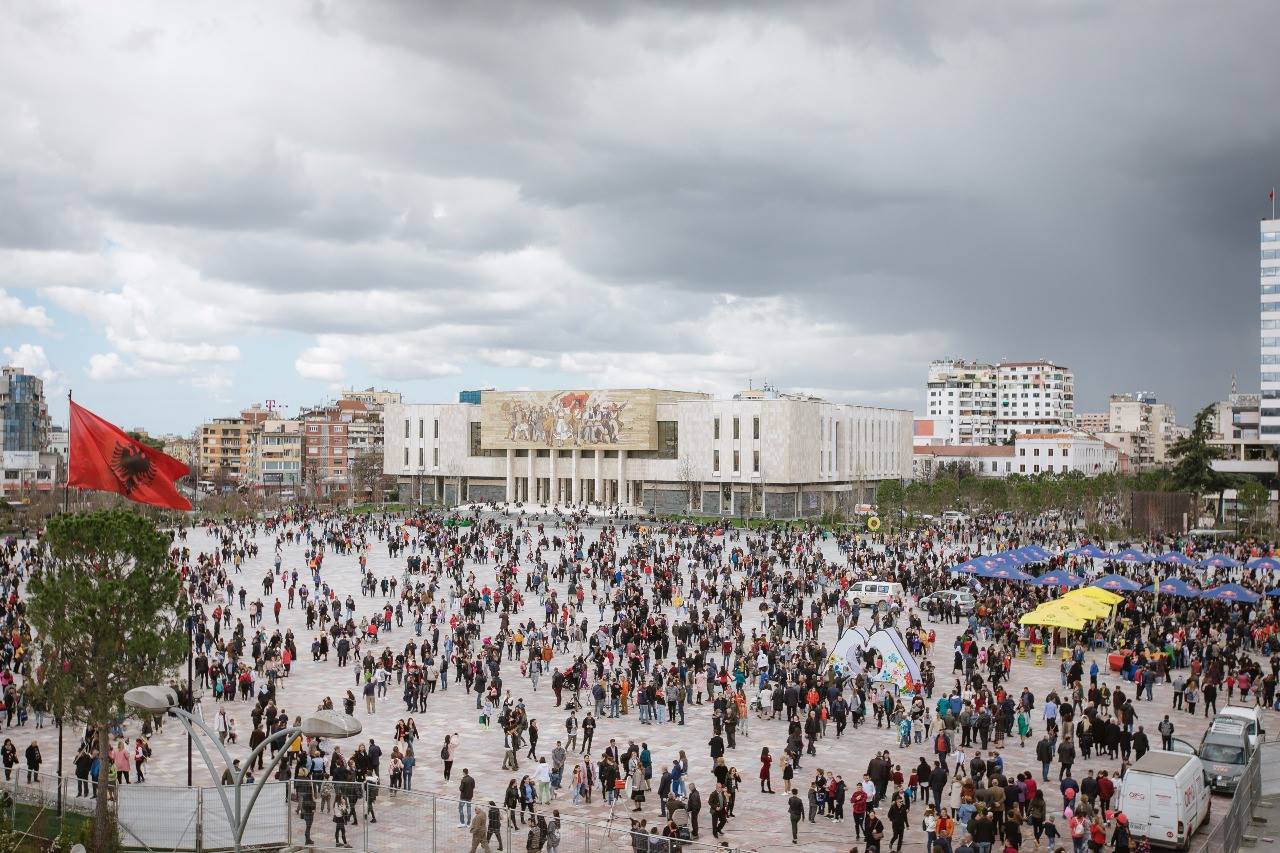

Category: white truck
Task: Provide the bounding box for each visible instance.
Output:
[1118,751,1211,850]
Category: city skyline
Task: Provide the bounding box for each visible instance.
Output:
[2,2,1279,434]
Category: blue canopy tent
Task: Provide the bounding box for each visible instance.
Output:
[1034,570,1084,587]
[991,551,1028,566]
[1143,578,1200,597]
[1111,548,1151,564]
[1016,545,1053,563]
[1154,551,1197,567]
[1246,556,1280,573]
[949,559,984,574]
[1091,574,1142,592]
[1198,554,1242,570]
[1200,583,1261,603]
[1268,587,1280,597]
[976,564,1033,581]
[1067,545,1111,559]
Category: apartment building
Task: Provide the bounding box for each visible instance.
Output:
[198,407,265,484]
[1,366,51,452]
[300,405,351,497]
[252,418,303,490]
[994,360,1075,441]
[924,360,997,444]
[1075,412,1109,434]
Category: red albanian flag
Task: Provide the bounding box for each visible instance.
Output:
[68,400,192,511]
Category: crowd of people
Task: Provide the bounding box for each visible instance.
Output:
[1,501,1278,852]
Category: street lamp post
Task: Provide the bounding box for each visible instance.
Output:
[125,686,360,853]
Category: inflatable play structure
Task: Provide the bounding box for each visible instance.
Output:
[827,626,923,695]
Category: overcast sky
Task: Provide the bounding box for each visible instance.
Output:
[1,1,1277,434]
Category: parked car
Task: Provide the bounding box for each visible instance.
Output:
[1197,717,1253,793]
[919,589,976,615]
[1213,704,1266,748]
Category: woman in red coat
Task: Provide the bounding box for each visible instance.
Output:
[759,746,774,793]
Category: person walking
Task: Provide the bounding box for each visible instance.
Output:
[459,768,476,827]
[469,804,492,853]
[788,789,804,844]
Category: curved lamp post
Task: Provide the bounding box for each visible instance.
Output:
[125,685,360,853]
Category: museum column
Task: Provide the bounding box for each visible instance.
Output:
[505,449,515,502]
[594,450,603,505]
[549,449,558,504]
[571,450,581,503]
[528,450,536,503]
[618,450,627,505]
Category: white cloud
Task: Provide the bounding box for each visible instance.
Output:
[2,343,65,391]
[0,289,52,329]
[190,370,233,401]
[294,351,346,382]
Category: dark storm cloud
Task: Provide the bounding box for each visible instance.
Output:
[1,0,1277,416]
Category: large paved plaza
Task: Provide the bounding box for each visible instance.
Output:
[15,514,1262,851]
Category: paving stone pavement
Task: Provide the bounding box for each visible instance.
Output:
[13,518,1270,851]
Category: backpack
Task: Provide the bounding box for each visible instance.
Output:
[441,744,450,760]
[935,733,949,753]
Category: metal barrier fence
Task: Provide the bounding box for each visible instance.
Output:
[1192,738,1264,853]
[0,772,752,852]
[0,771,92,849]
[291,780,750,853]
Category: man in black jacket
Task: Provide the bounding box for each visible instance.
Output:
[687,783,702,838]
[788,790,804,843]
[1035,734,1054,782]
[929,761,949,812]
[1056,736,1075,781]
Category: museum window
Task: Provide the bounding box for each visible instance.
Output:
[714,418,720,440]
[403,448,409,466]
[418,448,424,466]
[433,448,439,466]
[753,417,760,440]
[656,420,678,459]
[753,450,759,472]
[434,419,439,439]
[418,420,424,439]
[404,419,410,439]
[733,417,740,440]
[733,450,740,472]
[713,450,720,472]
[469,421,503,457]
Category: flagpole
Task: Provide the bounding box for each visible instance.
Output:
[64,390,72,514]
[58,390,70,819]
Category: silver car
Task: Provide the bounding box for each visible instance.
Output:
[920,589,976,615]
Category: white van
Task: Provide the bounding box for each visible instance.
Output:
[848,581,905,609]
[1119,751,1211,850]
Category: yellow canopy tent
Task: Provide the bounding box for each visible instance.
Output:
[1019,604,1088,631]
[1066,586,1122,606]
[1048,595,1111,619]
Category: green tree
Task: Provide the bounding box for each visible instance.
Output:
[27,510,188,852]
[875,480,905,527]
[1168,404,1229,516]
[1237,479,1270,533]
[125,430,165,451]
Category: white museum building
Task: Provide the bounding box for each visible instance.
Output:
[382,387,913,518]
